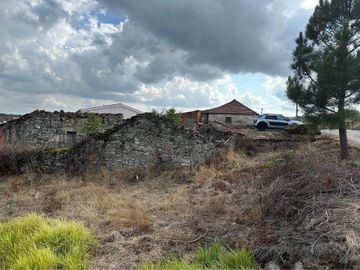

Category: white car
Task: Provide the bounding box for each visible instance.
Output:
[254,114,303,131]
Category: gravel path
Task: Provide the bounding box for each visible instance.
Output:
[321,129,360,143]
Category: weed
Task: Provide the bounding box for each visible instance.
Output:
[350,160,360,168]
[0,213,95,269]
[264,157,284,168]
[195,242,226,268]
[139,242,259,270]
[217,248,259,270]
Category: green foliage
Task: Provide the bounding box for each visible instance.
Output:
[80,114,105,135]
[196,242,226,268]
[151,108,181,124]
[286,0,360,158]
[0,213,95,270]
[350,160,360,168]
[217,249,260,270]
[265,157,285,168]
[139,242,259,270]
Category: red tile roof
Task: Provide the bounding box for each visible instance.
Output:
[202,99,258,115]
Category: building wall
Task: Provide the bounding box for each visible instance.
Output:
[180,111,201,129]
[81,104,142,119]
[0,110,123,151]
[204,113,256,127]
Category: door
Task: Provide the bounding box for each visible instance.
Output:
[265,115,278,128]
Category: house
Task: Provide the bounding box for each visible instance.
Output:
[81,102,142,119]
[181,99,258,128]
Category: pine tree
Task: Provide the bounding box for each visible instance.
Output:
[287,0,360,159]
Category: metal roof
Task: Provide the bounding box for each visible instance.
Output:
[201,99,258,115]
[81,102,143,114]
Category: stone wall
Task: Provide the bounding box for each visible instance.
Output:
[0,113,222,175]
[67,113,217,173]
[0,110,123,151]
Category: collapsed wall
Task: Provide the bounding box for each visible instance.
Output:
[0,110,123,150]
[0,113,220,175]
[67,113,217,173]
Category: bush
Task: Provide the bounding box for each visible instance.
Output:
[80,114,105,135]
[139,242,259,270]
[0,213,95,269]
[151,108,181,124]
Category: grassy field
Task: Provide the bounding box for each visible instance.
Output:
[1,135,360,269]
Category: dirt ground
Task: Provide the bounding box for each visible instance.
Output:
[1,135,360,269]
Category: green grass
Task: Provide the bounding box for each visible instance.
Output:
[139,242,259,270]
[0,213,95,270]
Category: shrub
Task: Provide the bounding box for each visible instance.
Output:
[80,114,105,135]
[195,242,226,268]
[139,242,259,270]
[0,213,95,269]
[151,108,181,124]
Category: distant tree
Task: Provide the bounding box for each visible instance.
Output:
[164,108,181,124]
[287,0,360,159]
[80,114,105,135]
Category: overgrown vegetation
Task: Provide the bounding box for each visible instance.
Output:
[151,108,181,124]
[80,114,105,135]
[2,135,360,269]
[140,242,259,270]
[0,213,95,269]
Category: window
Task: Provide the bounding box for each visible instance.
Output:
[225,117,232,124]
[265,115,277,120]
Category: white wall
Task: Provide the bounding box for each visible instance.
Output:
[81,104,142,119]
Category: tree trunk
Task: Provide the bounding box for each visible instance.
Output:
[338,100,349,159]
[339,126,349,159]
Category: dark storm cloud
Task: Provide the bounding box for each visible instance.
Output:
[101,0,313,76]
[0,0,314,113]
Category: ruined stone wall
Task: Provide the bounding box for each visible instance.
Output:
[0,113,225,175]
[0,110,123,151]
[67,113,217,173]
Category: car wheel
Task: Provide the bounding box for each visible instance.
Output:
[257,122,267,131]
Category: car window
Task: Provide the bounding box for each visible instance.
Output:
[280,116,290,121]
[265,115,277,120]
[277,115,288,121]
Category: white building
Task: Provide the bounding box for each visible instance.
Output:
[81,103,143,119]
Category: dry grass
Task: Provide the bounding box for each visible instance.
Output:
[254,138,360,268]
[1,136,360,269]
[56,183,151,231]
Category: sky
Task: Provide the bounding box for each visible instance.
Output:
[0,0,319,116]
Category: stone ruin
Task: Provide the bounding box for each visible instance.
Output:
[67,113,216,173]
[0,112,224,175]
[0,110,123,151]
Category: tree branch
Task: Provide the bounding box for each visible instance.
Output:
[322,107,336,113]
[304,69,317,85]
[347,42,360,55]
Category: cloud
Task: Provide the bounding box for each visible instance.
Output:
[101,0,313,76]
[0,0,314,113]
